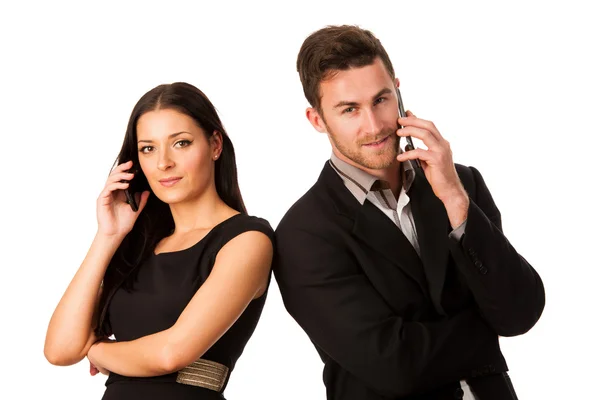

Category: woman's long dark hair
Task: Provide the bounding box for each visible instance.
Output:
[96,82,246,336]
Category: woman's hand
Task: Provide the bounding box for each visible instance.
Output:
[85,330,110,376]
[89,359,110,376]
[87,338,113,376]
[96,160,150,238]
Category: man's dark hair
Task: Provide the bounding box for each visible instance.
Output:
[296,25,395,115]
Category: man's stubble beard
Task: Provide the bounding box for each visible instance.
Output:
[328,125,399,170]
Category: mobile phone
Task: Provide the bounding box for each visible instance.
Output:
[396,87,422,169]
[124,183,138,212]
[123,165,149,212]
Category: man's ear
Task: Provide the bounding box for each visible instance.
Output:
[306,107,328,133]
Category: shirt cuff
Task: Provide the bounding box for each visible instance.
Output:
[449,219,467,241]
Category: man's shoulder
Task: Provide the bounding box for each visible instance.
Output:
[453,163,496,203]
[454,163,473,177]
[276,181,334,233]
[454,163,477,196]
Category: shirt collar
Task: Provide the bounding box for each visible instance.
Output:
[329,151,415,205]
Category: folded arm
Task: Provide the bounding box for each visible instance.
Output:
[44,234,122,365]
[88,231,273,377]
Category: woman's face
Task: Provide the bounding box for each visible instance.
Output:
[135,108,222,205]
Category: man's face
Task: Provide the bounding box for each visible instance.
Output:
[310,58,400,171]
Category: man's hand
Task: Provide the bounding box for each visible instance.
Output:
[396,111,469,228]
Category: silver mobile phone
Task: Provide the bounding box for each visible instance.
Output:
[396,87,422,169]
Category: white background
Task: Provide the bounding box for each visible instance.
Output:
[1,1,598,399]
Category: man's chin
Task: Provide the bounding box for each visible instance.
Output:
[364,160,395,170]
[358,149,397,170]
[357,155,396,170]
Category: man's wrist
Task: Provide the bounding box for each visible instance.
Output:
[442,189,469,229]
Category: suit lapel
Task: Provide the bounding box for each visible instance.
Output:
[409,164,451,315]
[318,162,429,296]
[353,201,428,295]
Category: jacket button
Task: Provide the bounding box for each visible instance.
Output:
[480,266,488,275]
[454,387,464,399]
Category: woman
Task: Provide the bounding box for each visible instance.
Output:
[44,82,274,399]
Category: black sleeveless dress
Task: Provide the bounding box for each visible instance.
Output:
[101,214,274,399]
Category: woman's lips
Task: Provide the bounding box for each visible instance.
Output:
[159,177,182,187]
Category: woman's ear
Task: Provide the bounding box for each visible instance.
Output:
[211,130,223,160]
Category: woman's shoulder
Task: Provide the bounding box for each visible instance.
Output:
[215,213,274,246]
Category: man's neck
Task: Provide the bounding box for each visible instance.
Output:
[334,151,403,198]
[370,162,402,198]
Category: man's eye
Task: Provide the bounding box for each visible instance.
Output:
[374,97,385,105]
[343,107,356,114]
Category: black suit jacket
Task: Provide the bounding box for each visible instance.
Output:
[274,161,544,400]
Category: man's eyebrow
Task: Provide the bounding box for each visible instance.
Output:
[372,88,393,100]
[332,88,393,109]
[333,100,359,109]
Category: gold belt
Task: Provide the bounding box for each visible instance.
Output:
[176,358,229,392]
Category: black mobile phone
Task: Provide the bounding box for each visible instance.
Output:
[123,165,149,212]
[124,183,139,212]
[396,87,422,169]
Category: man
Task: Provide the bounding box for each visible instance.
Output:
[273,25,544,400]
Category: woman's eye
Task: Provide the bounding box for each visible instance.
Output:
[175,140,191,148]
[139,146,153,153]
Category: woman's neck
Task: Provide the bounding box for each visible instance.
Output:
[168,188,237,234]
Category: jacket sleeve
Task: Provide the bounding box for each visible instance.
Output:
[274,223,505,398]
[450,165,545,337]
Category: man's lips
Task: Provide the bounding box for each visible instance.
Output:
[363,135,390,147]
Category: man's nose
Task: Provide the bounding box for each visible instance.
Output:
[363,108,384,135]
